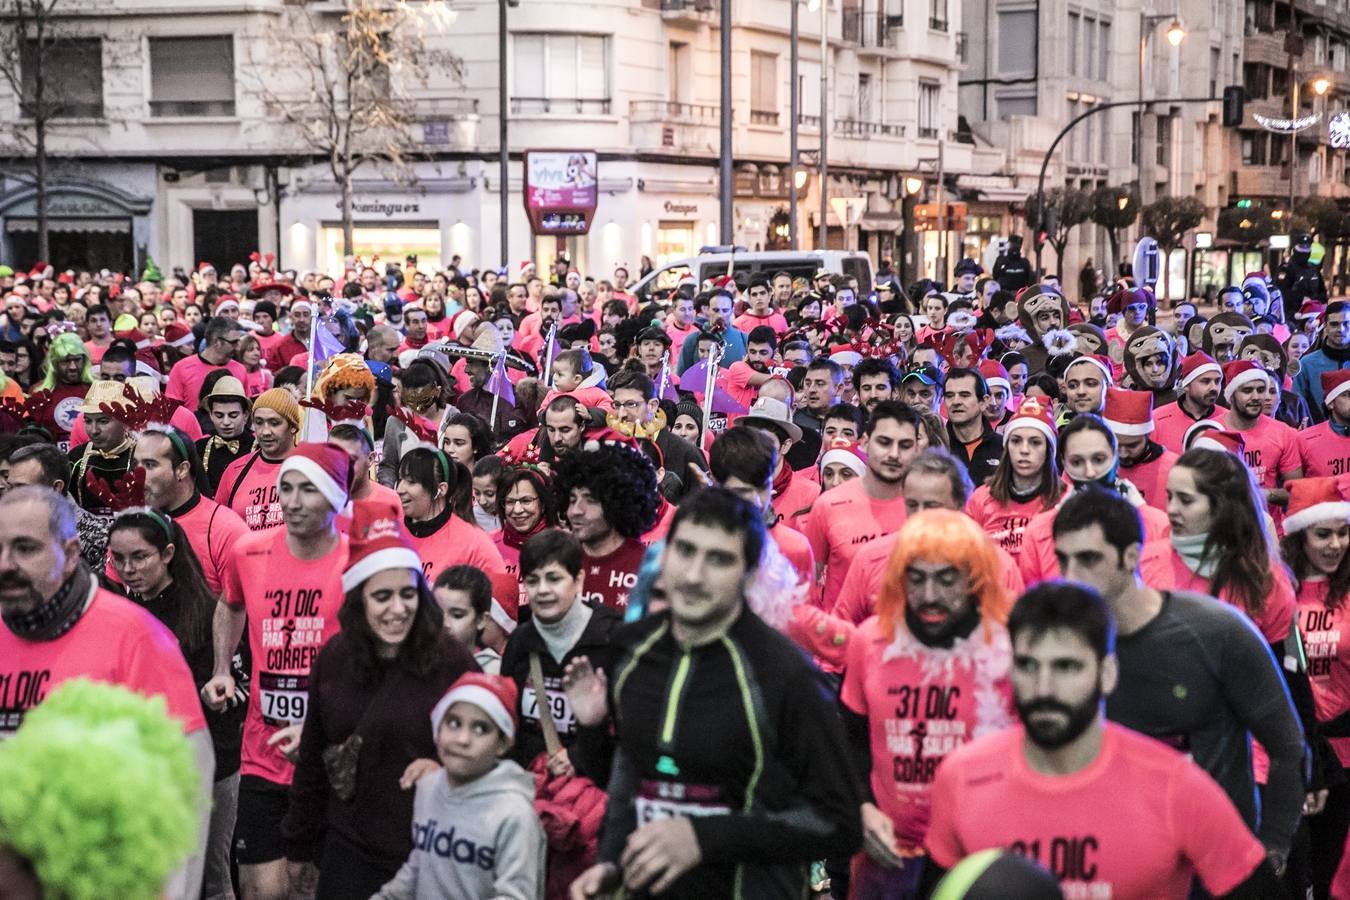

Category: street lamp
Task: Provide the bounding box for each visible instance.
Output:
[904,176,924,196]
[1313,76,1331,96]
[788,0,822,249]
[1289,74,1332,210]
[1137,13,1186,201]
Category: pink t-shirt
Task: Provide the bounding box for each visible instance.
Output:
[733,310,790,336]
[775,470,821,529]
[965,486,1044,560]
[165,354,247,411]
[0,587,207,736]
[925,723,1267,899]
[537,385,613,414]
[770,520,815,585]
[841,617,1014,847]
[1297,421,1350,478]
[214,452,284,532]
[406,513,507,585]
[834,531,1025,626]
[722,360,764,413]
[1019,499,1171,586]
[1138,540,1296,643]
[1120,449,1178,511]
[804,477,908,611]
[224,528,349,785]
[176,495,249,596]
[1298,578,1350,767]
[1152,400,1215,454]
[1226,413,1301,489]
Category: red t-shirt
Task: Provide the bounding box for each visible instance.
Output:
[165,354,247,411]
[925,723,1266,899]
[1138,540,1296,643]
[579,538,647,612]
[842,617,1014,847]
[1298,578,1350,767]
[0,587,206,736]
[265,334,306,373]
[27,383,88,447]
[215,452,284,533]
[405,513,507,585]
[224,528,349,785]
[804,477,908,611]
[1297,421,1350,478]
[965,485,1044,560]
[1225,413,1301,489]
[1120,449,1179,511]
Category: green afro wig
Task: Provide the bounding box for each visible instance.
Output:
[0,679,199,900]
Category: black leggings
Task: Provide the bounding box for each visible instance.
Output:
[1311,778,1350,900]
[316,833,403,900]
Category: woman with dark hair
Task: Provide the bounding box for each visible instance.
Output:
[440,411,491,467]
[967,398,1062,561]
[281,511,477,899]
[397,447,506,584]
[107,508,247,900]
[462,284,486,315]
[377,358,451,487]
[491,466,558,580]
[1000,350,1029,397]
[1140,447,1296,644]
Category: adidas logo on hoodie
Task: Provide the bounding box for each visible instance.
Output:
[412,819,496,870]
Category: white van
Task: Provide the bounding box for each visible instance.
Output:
[630,248,874,302]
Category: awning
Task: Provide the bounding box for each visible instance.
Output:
[859,212,903,231]
[6,217,131,234]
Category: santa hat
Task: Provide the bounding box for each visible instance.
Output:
[1284,477,1350,534]
[214,296,240,314]
[1178,351,1221,390]
[1298,300,1326,322]
[197,262,216,274]
[819,438,867,477]
[1221,359,1267,402]
[1321,370,1350,407]
[290,298,315,316]
[978,359,1011,395]
[342,506,421,593]
[1066,354,1113,385]
[278,443,352,514]
[1005,397,1056,444]
[1102,387,1154,436]
[828,343,862,367]
[162,323,194,348]
[430,672,519,741]
[447,309,479,341]
[1191,428,1246,456]
[488,570,520,635]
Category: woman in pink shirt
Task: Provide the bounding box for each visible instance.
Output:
[966,398,1062,561]
[1139,447,1296,644]
[234,333,272,397]
[490,466,557,581]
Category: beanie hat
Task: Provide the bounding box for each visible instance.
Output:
[1285,477,1350,535]
[254,299,279,321]
[430,672,519,741]
[1221,359,1267,402]
[1101,387,1154,436]
[1322,369,1350,407]
[1005,397,1057,444]
[1191,428,1245,456]
[278,442,351,513]
[819,438,867,477]
[342,506,421,593]
[1178,351,1222,390]
[253,387,301,432]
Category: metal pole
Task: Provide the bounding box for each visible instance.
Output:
[818,0,828,250]
[937,139,945,283]
[719,0,733,243]
[498,0,509,267]
[788,0,799,250]
[1137,13,1146,200]
[1289,65,1299,213]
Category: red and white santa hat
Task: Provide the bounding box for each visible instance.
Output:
[819,438,867,477]
[1005,397,1056,444]
[488,570,520,635]
[1065,354,1113,385]
[447,309,479,342]
[1178,351,1221,390]
[197,262,216,274]
[1221,359,1267,402]
[828,342,862,367]
[1285,477,1350,534]
[979,359,1011,395]
[214,295,240,315]
[1298,300,1326,322]
[342,506,422,593]
[162,323,194,348]
[1322,369,1350,407]
[430,672,519,741]
[290,297,315,315]
[1190,428,1246,457]
[1101,387,1154,436]
[278,443,352,514]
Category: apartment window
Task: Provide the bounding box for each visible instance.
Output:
[512,34,611,114]
[668,41,691,104]
[929,0,947,31]
[1084,16,1097,80]
[998,94,1037,117]
[1209,48,1220,97]
[1068,12,1080,77]
[997,10,1036,76]
[149,37,235,117]
[750,51,778,124]
[1241,133,1268,165]
[857,72,873,121]
[20,37,102,118]
[1131,111,1139,164]
[918,80,940,138]
[1156,114,1172,167]
[1098,21,1110,80]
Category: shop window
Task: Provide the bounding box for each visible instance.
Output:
[512,33,611,114]
[150,37,236,117]
[21,37,102,118]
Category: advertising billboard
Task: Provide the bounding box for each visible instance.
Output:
[523,150,599,235]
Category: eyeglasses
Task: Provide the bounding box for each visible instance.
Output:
[616,399,647,411]
[503,496,539,508]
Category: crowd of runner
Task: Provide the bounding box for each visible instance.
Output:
[0,235,1347,899]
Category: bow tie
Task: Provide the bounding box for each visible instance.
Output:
[212,436,242,454]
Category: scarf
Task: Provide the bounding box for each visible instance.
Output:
[406,503,451,539]
[771,462,794,501]
[1170,532,1217,578]
[1,562,94,642]
[501,517,547,551]
[535,597,593,665]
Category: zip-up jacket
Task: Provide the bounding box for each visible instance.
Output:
[598,607,862,898]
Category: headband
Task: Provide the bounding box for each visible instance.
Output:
[114,507,174,544]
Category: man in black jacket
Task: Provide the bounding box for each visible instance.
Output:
[608,368,707,496]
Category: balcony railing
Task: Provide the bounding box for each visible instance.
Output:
[841,9,891,46]
[630,100,721,122]
[917,125,939,138]
[929,16,948,31]
[661,0,715,12]
[750,109,779,125]
[511,97,611,114]
[797,113,821,128]
[835,118,904,137]
[150,99,236,117]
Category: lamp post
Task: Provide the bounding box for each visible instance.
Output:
[818,0,828,250]
[499,0,519,267]
[1290,74,1331,211]
[719,0,732,243]
[788,0,821,250]
[1136,13,1185,202]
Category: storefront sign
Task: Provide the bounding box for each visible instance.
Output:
[663,200,698,216]
[336,199,423,218]
[524,150,598,235]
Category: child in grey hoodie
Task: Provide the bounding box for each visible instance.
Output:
[374,673,545,900]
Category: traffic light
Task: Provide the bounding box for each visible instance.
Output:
[1235,199,1253,208]
[1222,86,1244,127]
[1035,230,1049,250]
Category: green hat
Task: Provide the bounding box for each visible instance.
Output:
[141,256,164,284]
[0,265,12,277]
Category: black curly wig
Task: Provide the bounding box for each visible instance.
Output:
[552,441,662,539]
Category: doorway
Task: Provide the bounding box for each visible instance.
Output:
[193,208,259,272]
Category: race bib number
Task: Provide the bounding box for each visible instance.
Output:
[521,686,575,735]
[636,780,731,823]
[258,671,309,726]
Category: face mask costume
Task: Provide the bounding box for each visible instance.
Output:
[1123,325,1179,398]
[1202,312,1254,365]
